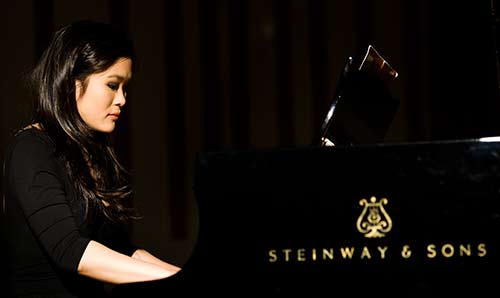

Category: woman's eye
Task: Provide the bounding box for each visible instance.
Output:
[107,83,119,91]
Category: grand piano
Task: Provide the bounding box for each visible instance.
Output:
[111,47,500,296]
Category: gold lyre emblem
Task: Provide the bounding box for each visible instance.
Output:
[356,196,392,238]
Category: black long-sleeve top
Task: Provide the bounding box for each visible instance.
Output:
[3,128,137,297]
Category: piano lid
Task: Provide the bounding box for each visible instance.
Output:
[313,45,400,147]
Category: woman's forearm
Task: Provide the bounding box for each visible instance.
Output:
[77,240,178,284]
[131,248,181,272]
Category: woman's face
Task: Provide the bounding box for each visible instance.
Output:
[76,58,132,133]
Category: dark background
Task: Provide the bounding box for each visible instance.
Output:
[2,0,500,270]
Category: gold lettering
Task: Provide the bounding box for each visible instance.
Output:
[427,244,437,258]
[297,249,306,261]
[267,242,489,263]
[441,244,454,258]
[378,246,388,259]
[459,244,471,257]
[340,247,355,259]
[478,243,487,257]
[401,245,411,258]
[268,249,277,262]
[323,248,334,260]
[360,247,371,259]
[283,249,292,262]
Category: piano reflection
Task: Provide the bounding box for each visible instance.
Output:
[313,45,399,146]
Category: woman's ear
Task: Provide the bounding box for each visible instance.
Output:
[75,80,83,101]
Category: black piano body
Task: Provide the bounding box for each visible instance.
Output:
[112,138,500,297]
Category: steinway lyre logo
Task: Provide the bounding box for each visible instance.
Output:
[357,196,392,238]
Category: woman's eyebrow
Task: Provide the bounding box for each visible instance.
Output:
[106,75,124,80]
[106,74,131,81]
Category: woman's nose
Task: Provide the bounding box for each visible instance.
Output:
[114,89,126,106]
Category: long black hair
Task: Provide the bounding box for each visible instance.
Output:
[30,20,137,224]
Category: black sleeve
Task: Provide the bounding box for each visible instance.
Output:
[5,134,91,272]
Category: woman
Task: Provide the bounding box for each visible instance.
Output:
[3,20,180,297]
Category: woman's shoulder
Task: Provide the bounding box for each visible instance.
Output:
[12,126,52,148]
[5,126,55,162]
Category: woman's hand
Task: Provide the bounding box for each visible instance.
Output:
[78,240,180,284]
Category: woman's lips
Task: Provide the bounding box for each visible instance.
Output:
[108,113,120,120]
